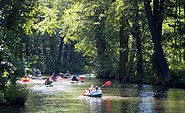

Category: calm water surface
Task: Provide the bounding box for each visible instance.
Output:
[1,78,185,113]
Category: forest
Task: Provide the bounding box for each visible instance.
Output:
[0,0,185,92]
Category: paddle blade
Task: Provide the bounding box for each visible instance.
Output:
[104,81,112,86]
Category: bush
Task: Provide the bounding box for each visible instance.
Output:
[0,91,6,105]
[2,84,29,107]
[170,69,185,86]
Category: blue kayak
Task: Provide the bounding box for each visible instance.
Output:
[85,93,102,97]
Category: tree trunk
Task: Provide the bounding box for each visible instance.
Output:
[134,0,143,82]
[184,0,185,18]
[95,26,107,77]
[69,41,74,73]
[63,43,68,71]
[49,37,56,72]
[43,47,51,73]
[119,17,128,81]
[136,31,142,82]
[93,7,108,78]
[184,0,185,61]
[144,0,171,84]
[56,37,64,73]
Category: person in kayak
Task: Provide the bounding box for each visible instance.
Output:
[64,71,71,78]
[45,77,53,85]
[22,75,30,82]
[85,84,95,93]
[51,72,57,81]
[71,75,78,82]
[89,84,95,92]
[90,86,102,94]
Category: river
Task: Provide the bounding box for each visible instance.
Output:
[1,77,185,113]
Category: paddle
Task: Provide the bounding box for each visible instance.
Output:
[101,80,112,87]
[82,81,112,96]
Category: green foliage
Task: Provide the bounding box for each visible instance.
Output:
[35,2,59,35]
[2,84,29,107]
[170,69,185,85]
[0,37,25,85]
[0,90,6,105]
[0,39,11,89]
[0,0,185,86]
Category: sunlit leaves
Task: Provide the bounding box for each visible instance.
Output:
[1,0,185,83]
[62,2,84,43]
[34,2,59,35]
[23,19,35,35]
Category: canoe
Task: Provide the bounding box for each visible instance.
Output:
[84,93,102,97]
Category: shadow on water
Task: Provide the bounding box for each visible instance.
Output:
[1,78,185,113]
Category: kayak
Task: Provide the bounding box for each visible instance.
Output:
[45,83,53,87]
[83,92,102,97]
[70,80,78,83]
[45,81,53,87]
[82,81,112,97]
[22,78,30,82]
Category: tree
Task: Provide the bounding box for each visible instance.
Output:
[119,16,128,81]
[144,0,171,84]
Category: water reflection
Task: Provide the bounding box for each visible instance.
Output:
[2,79,185,113]
[105,99,112,113]
[88,97,102,113]
[80,97,115,113]
[137,85,156,113]
[136,85,167,113]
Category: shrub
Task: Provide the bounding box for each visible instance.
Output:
[0,90,6,106]
[3,84,29,107]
